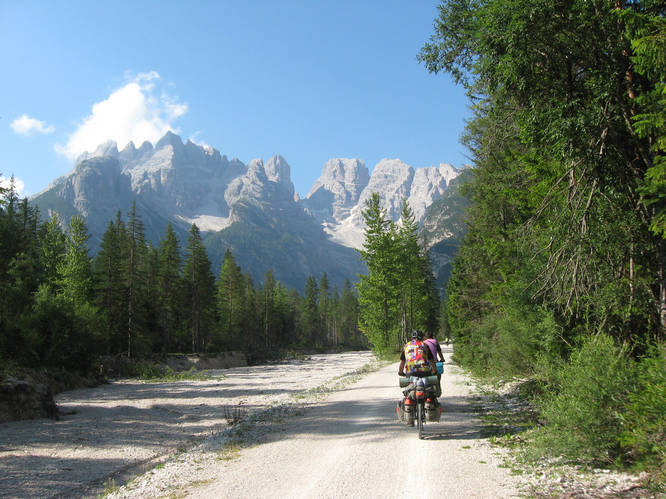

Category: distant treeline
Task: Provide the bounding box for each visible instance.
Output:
[0,188,366,372]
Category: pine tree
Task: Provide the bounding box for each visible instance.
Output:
[124,202,148,357]
[58,215,93,304]
[216,249,244,349]
[261,270,276,350]
[239,272,259,352]
[94,214,127,354]
[302,275,320,347]
[39,212,66,288]
[157,223,182,354]
[182,224,216,353]
[339,279,361,346]
[319,273,331,345]
[396,200,427,343]
[357,193,401,353]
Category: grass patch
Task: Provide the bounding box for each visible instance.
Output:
[217,441,242,461]
[99,356,214,382]
[97,477,119,498]
[135,365,211,382]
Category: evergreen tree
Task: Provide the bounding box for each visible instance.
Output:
[157,223,182,354]
[216,249,244,349]
[58,215,93,304]
[330,284,340,346]
[261,270,276,350]
[94,214,127,354]
[239,272,260,352]
[124,202,148,357]
[182,224,216,353]
[357,193,401,353]
[339,279,361,346]
[396,200,434,342]
[302,275,320,347]
[319,273,331,345]
[39,212,66,288]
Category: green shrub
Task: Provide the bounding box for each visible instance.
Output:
[533,334,633,464]
[457,305,561,378]
[619,345,666,470]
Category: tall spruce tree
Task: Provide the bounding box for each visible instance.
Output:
[357,193,401,353]
[124,202,148,357]
[182,224,216,353]
[302,275,320,347]
[339,279,361,346]
[58,215,93,304]
[216,249,244,349]
[319,273,331,345]
[261,270,276,350]
[39,212,66,288]
[94,214,127,354]
[157,223,182,354]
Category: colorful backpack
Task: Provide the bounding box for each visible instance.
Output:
[404,340,431,374]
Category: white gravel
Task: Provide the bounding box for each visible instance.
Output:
[107,346,521,499]
[0,351,375,498]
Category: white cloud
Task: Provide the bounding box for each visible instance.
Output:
[0,176,26,196]
[11,114,55,135]
[57,71,188,160]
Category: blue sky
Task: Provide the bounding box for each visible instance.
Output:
[1,1,471,198]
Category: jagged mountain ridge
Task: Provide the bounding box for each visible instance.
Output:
[302,157,460,249]
[31,132,467,292]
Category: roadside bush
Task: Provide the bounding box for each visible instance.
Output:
[456,305,561,378]
[533,334,633,464]
[619,345,666,471]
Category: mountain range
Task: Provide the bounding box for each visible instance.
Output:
[31,132,469,292]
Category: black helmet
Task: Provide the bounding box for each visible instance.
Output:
[411,329,424,340]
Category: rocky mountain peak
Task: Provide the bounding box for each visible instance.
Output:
[303,158,369,222]
[76,140,119,163]
[155,130,184,151]
[359,158,414,220]
[264,155,295,198]
[408,163,459,221]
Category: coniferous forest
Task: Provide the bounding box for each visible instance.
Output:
[420,0,664,470]
[0,190,366,372]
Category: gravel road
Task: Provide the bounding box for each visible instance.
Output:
[1,347,521,498]
[185,349,519,499]
[105,345,519,498]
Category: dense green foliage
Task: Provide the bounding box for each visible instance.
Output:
[0,185,366,372]
[357,193,440,355]
[421,0,665,469]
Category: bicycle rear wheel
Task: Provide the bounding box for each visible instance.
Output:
[417,403,424,439]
